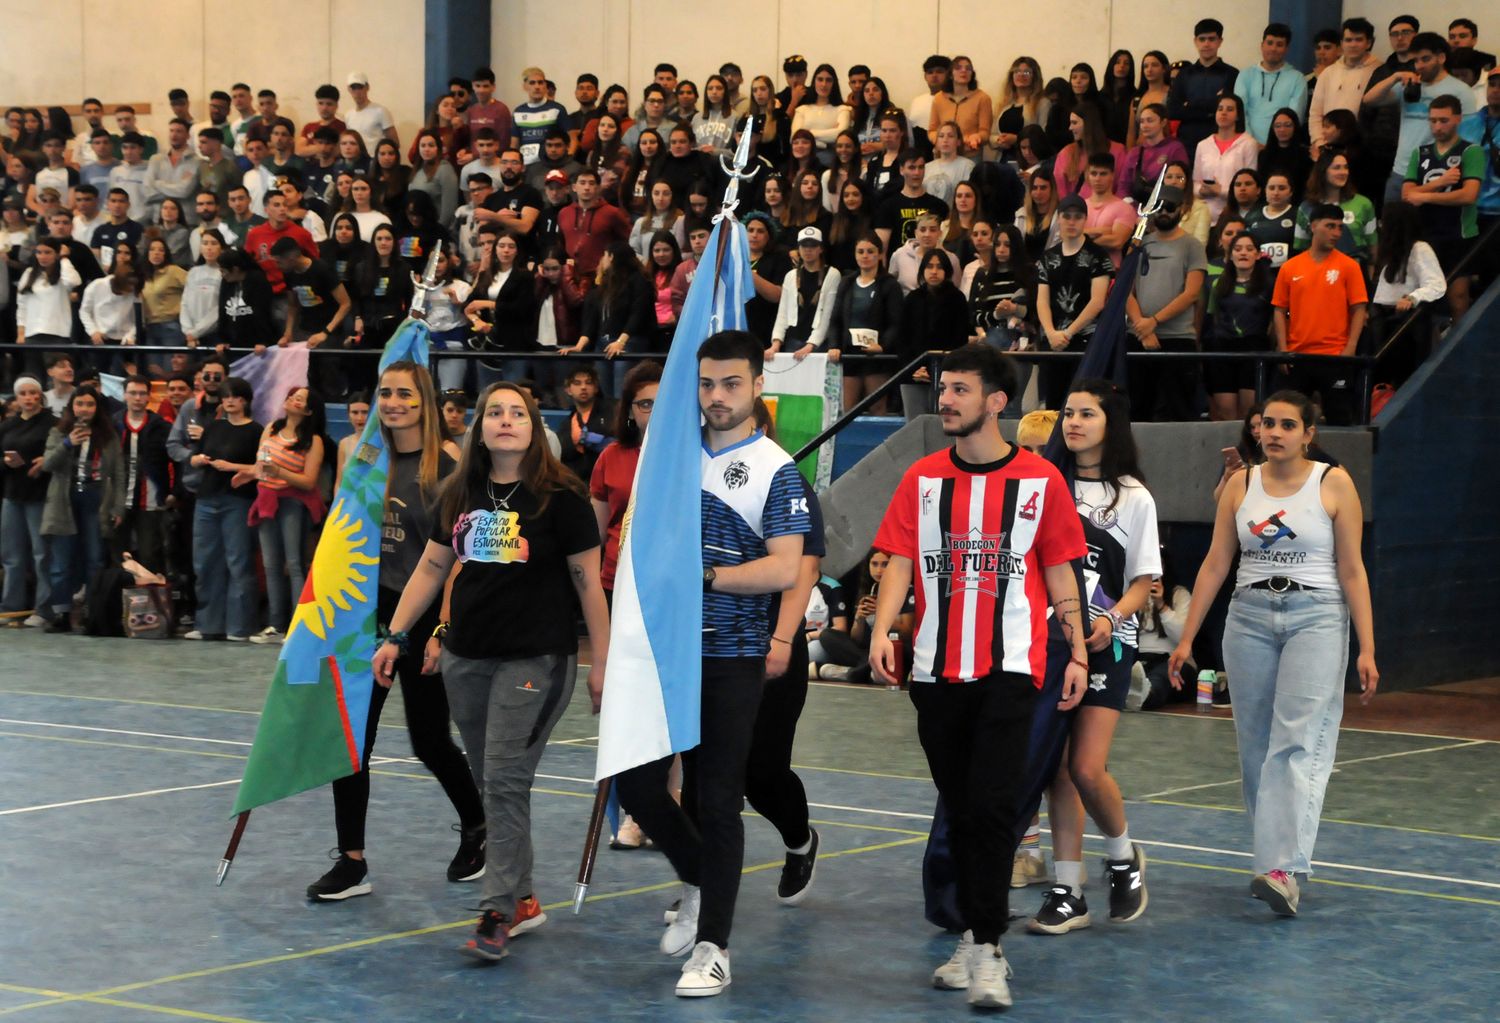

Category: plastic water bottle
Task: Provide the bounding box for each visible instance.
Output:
[887,632,904,692]
[1196,670,1216,712]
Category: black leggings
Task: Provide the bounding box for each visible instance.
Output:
[331,587,485,852]
[617,656,765,949]
[743,635,812,849]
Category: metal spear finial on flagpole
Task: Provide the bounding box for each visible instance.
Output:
[1131,165,1169,246]
[409,242,445,321]
[715,124,760,224]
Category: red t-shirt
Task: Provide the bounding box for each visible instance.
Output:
[560,201,632,279]
[244,221,318,294]
[589,440,641,590]
[875,445,1085,685]
[299,118,347,144]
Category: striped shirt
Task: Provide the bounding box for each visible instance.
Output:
[701,431,811,658]
[257,431,308,492]
[875,446,1085,685]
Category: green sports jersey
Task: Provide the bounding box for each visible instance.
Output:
[1405,138,1484,241]
[1292,195,1378,261]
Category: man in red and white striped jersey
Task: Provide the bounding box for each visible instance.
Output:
[871,344,1089,1011]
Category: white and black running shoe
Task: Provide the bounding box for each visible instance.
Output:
[1026,885,1091,934]
[1105,843,1148,922]
[777,828,819,905]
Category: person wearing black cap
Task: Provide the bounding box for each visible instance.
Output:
[1035,192,1113,410]
[1126,184,1208,421]
[777,56,810,119]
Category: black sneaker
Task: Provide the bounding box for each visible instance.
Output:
[1026,885,1092,934]
[306,852,372,901]
[777,828,819,906]
[43,616,72,634]
[1105,843,1148,922]
[447,824,486,882]
[461,910,509,961]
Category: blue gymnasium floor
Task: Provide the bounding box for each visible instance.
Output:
[2,630,1498,1022]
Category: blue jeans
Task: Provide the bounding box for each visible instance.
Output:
[193,492,256,637]
[1,498,51,614]
[1222,587,1350,876]
[145,320,186,374]
[257,498,308,631]
[47,487,105,616]
[432,328,471,394]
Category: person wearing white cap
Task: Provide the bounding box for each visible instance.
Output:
[341,72,398,154]
[767,226,841,360]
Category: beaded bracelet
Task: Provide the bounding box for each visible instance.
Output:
[380,628,411,655]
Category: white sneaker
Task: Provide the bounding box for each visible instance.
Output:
[675,941,730,997]
[182,630,206,641]
[966,943,1013,1009]
[248,627,284,645]
[659,884,700,956]
[23,614,46,628]
[1125,661,1150,711]
[226,634,249,643]
[932,929,975,989]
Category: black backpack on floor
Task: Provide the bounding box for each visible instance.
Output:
[81,564,130,637]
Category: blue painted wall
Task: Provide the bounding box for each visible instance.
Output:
[1370,283,1500,690]
[425,0,492,110]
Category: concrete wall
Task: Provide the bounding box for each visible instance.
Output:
[490,1,1274,115]
[0,0,428,145]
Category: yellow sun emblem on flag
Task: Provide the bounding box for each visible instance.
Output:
[287,499,380,641]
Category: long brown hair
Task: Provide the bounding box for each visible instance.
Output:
[438,381,585,532]
[55,386,117,448]
[378,361,448,500]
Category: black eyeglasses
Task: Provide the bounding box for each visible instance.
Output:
[632,399,655,411]
[201,372,223,381]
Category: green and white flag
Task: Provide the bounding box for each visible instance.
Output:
[762,352,840,489]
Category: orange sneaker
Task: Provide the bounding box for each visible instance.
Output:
[510,895,547,937]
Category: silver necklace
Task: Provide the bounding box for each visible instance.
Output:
[486,478,523,511]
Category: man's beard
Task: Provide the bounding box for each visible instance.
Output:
[941,408,986,437]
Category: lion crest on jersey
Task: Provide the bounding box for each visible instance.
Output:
[723,459,750,489]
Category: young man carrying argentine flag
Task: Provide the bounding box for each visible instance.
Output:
[615,329,811,998]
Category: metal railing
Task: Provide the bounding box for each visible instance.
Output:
[1374,215,1500,365]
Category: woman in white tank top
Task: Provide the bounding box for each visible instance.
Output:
[1168,391,1378,918]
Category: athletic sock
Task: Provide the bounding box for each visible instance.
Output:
[1055,860,1084,896]
[1019,824,1043,861]
[1104,827,1132,862]
[787,835,813,856]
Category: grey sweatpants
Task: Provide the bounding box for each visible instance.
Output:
[440,650,576,916]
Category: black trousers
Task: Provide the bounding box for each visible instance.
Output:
[910,673,1038,945]
[616,656,765,949]
[113,507,166,574]
[1128,335,1200,422]
[1285,358,1354,425]
[331,586,485,852]
[743,634,812,849]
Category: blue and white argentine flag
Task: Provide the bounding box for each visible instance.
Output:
[594,215,753,781]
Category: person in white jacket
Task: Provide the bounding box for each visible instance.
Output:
[767,226,841,356]
[80,246,141,374]
[14,245,80,345]
[1193,95,1260,221]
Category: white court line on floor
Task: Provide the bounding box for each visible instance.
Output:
[1136,739,1486,799]
[0,779,241,815]
[0,718,251,746]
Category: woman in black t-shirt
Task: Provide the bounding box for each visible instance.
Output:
[307,360,485,903]
[373,380,610,961]
[185,376,261,640]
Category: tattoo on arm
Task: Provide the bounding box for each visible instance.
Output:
[570,564,587,590]
[425,557,447,571]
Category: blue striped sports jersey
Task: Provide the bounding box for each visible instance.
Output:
[701,430,812,657]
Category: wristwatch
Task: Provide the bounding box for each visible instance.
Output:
[702,567,717,592]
